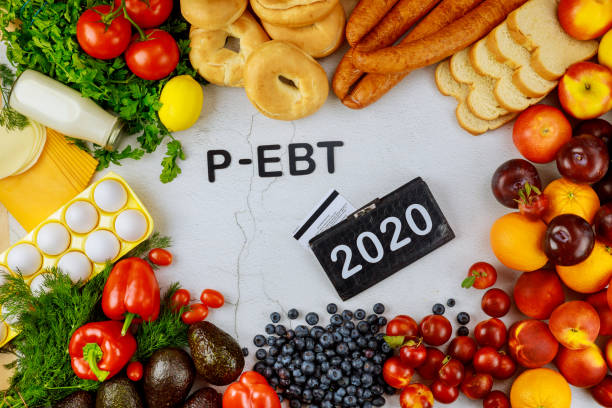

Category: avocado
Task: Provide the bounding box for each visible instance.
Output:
[54,391,94,408]
[188,321,244,386]
[96,376,143,408]
[182,387,222,408]
[143,347,195,408]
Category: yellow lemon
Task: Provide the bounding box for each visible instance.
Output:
[158,75,203,132]
[600,29,612,71]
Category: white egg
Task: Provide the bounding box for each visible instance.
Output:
[85,230,120,264]
[7,243,42,277]
[0,322,7,342]
[1,306,18,326]
[36,222,70,255]
[65,201,99,234]
[94,180,128,213]
[0,266,9,287]
[57,252,92,284]
[114,209,148,242]
[29,273,50,295]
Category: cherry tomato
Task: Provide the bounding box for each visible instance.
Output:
[481,288,511,318]
[383,356,414,389]
[483,390,510,408]
[387,315,419,337]
[200,289,224,309]
[474,318,507,349]
[148,248,172,266]
[400,384,434,408]
[126,361,143,381]
[592,375,612,407]
[181,303,208,325]
[170,288,190,313]
[116,0,173,28]
[473,347,501,375]
[516,183,550,220]
[438,356,465,387]
[419,315,452,346]
[447,336,477,364]
[462,262,497,289]
[77,5,132,59]
[461,368,493,400]
[494,354,516,380]
[417,347,445,380]
[431,380,459,404]
[399,337,427,368]
[125,29,179,80]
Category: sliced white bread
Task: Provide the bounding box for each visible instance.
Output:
[435,60,518,136]
[506,0,598,81]
[449,48,512,121]
[470,38,544,112]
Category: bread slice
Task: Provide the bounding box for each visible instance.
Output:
[506,0,598,81]
[449,48,512,121]
[435,60,518,136]
[487,23,557,97]
[470,38,544,112]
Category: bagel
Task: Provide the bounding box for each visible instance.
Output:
[244,41,329,120]
[189,11,269,87]
[250,0,339,27]
[181,0,247,31]
[261,3,345,58]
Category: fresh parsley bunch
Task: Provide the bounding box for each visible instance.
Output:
[0,0,201,182]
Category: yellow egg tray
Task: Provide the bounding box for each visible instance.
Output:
[0,172,154,347]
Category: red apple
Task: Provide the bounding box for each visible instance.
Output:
[508,320,559,368]
[558,0,612,40]
[549,301,600,350]
[556,343,608,388]
[587,290,612,336]
[558,62,612,120]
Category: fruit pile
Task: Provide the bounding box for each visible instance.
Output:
[489,110,612,407]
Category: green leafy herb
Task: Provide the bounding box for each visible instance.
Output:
[0,0,203,182]
[0,64,28,130]
[383,336,405,349]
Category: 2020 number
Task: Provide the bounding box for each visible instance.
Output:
[331,204,433,279]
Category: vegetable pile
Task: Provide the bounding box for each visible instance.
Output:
[0,0,203,182]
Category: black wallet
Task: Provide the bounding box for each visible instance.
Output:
[309,178,455,300]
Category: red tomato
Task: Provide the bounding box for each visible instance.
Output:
[399,338,427,368]
[387,315,419,337]
[383,356,414,389]
[447,336,477,364]
[181,303,208,324]
[431,380,459,404]
[483,391,510,408]
[125,29,179,80]
[126,361,143,381]
[76,5,132,59]
[474,318,507,349]
[148,248,172,266]
[592,375,612,407]
[200,289,225,309]
[481,288,512,318]
[494,354,516,380]
[419,315,452,346]
[400,384,434,408]
[462,262,498,289]
[116,0,173,28]
[170,289,190,313]
[513,105,573,163]
[517,187,550,220]
[473,347,501,375]
[417,347,445,380]
[461,368,493,400]
[438,357,465,387]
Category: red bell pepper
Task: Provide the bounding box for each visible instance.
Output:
[102,257,161,335]
[223,372,281,408]
[69,321,137,382]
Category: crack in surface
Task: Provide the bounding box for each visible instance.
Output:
[260,121,297,204]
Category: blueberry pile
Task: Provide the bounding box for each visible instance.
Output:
[252,304,394,408]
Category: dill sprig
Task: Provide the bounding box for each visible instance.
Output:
[0,64,28,131]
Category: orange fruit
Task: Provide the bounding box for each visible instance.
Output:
[543,178,600,223]
[490,212,548,272]
[557,241,612,293]
[510,368,571,408]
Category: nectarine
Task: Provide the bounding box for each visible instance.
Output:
[556,343,608,388]
[587,290,612,336]
[549,301,600,350]
[513,270,565,319]
[508,320,559,368]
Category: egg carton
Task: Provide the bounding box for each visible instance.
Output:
[0,172,154,347]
